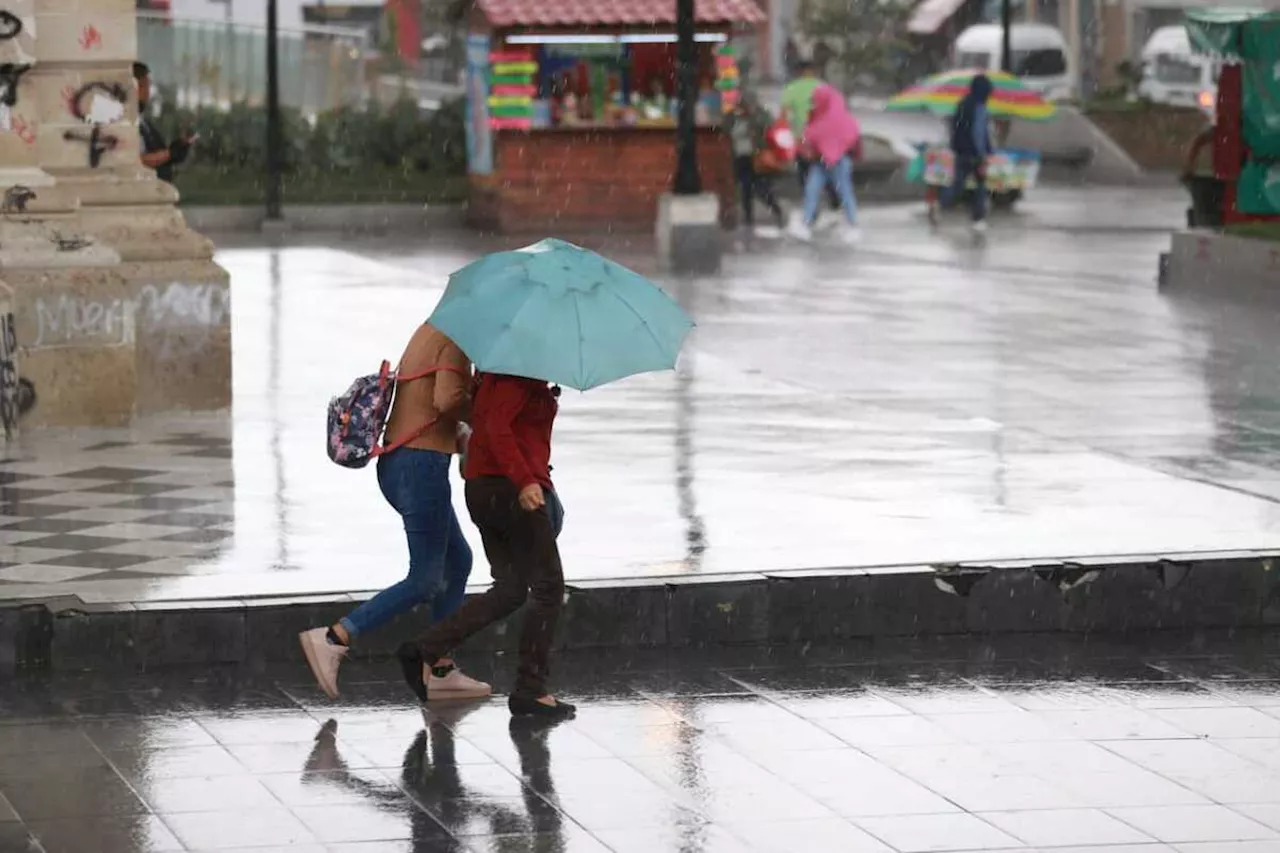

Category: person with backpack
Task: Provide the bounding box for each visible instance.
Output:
[395,372,576,721]
[301,323,490,701]
[929,74,994,233]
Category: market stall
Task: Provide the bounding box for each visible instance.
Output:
[888,69,1057,211]
[462,0,765,233]
[1183,8,1280,227]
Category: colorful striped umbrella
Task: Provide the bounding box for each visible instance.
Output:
[886,69,1058,122]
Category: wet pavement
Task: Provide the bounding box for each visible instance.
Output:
[6,186,1280,607]
[8,633,1280,851]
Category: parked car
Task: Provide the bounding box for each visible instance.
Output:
[1137,25,1217,117]
[951,23,1074,102]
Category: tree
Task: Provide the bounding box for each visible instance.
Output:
[793,0,915,92]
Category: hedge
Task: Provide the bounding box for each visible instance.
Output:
[153,96,467,176]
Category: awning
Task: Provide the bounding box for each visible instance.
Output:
[1185,7,1280,59]
[908,0,967,36]
[475,0,766,29]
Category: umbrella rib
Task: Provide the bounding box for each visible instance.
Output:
[572,290,585,388]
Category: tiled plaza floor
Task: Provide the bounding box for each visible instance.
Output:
[8,632,1280,851]
[6,187,1280,606]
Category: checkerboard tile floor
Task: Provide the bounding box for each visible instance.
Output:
[0,426,233,587]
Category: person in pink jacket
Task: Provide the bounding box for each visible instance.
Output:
[787,84,863,245]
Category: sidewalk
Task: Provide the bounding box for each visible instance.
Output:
[2,186,1277,616]
[5,632,1280,852]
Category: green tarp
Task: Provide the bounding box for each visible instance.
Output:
[1237,160,1280,216]
[1186,8,1280,213]
[1186,8,1280,59]
[1241,17,1280,160]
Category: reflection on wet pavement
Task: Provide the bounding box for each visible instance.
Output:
[7,633,1280,851]
[5,187,1280,605]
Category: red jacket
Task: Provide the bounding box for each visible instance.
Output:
[463,373,557,490]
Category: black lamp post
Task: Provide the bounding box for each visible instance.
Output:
[1000,0,1013,72]
[265,0,283,219]
[672,0,701,195]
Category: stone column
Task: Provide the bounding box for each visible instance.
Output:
[1,0,231,426]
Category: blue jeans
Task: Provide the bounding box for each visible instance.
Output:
[942,154,987,222]
[802,155,857,227]
[340,448,473,637]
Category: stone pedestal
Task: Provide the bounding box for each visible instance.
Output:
[0,0,229,428]
[656,192,722,275]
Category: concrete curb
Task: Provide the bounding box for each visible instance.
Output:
[181,204,466,234]
[1162,229,1280,293]
[3,550,1278,673]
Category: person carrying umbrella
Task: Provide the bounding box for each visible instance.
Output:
[930,73,994,232]
[397,239,694,720]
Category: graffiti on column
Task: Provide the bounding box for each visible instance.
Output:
[1,185,35,216]
[0,313,19,438]
[63,82,127,167]
[0,11,22,41]
[63,127,118,167]
[0,63,33,107]
[78,25,102,51]
[68,81,127,124]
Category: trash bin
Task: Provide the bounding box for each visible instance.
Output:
[1184,175,1225,228]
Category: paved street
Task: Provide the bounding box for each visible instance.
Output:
[3,186,1280,606]
[8,633,1280,852]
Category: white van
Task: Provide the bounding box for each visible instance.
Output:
[1137,25,1217,115]
[952,23,1074,101]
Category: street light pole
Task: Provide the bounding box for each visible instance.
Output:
[265,0,283,219]
[1000,0,1013,73]
[672,0,701,195]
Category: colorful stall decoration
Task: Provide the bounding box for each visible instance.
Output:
[489,50,538,130]
[715,44,740,112]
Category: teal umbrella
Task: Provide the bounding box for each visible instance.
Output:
[428,239,694,391]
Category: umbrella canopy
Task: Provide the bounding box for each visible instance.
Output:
[428,239,694,391]
[886,69,1058,121]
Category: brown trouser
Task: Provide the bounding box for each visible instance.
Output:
[416,476,564,697]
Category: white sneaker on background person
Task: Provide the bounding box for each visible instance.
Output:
[426,662,493,699]
[787,216,813,243]
[840,225,862,246]
[299,627,348,700]
[754,224,782,240]
[972,219,989,234]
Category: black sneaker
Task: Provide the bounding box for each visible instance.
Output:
[508,693,576,720]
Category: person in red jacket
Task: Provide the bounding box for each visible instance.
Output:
[397,372,574,720]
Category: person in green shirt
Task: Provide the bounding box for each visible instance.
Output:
[780,60,839,213]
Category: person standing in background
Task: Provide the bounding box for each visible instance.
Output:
[780,59,840,216]
[132,62,196,184]
[930,73,993,233]
[727,98,785,236]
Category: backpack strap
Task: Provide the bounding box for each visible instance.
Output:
[373,364,469,458]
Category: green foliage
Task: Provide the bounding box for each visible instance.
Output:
[794,0,915,91]
[152,97,467,176]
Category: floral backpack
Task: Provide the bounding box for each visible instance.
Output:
[326,360,462,469]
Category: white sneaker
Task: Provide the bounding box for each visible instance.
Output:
[426,664,492,699]
[787,218,813,242]
[299,627,347,700]
[839,226,862,246]
[972,219,989,234]
[753,224,782,240]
